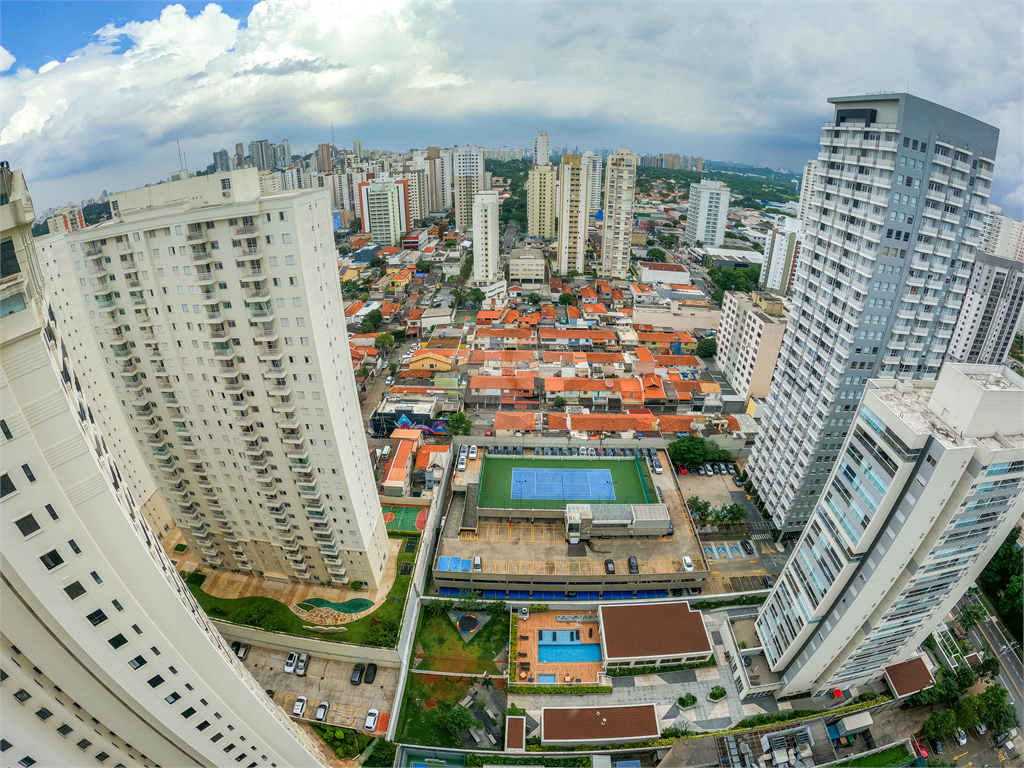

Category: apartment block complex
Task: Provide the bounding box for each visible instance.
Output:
[716,291,790,400]
[556,155,590,274]
[599,148,638,279]
[981,205,1024,262]
[684,179,730,247]
[527,164,557,241]
[473,190,500,283]
[797,160,819,224]
[0,165,324,768]
[509,247,545,288]
[749,93,1000,533]
[46,204,86,235]
[947,250,1024,364]
[453,145,485,232]
[755,364,1024,696]
[55,169,389,587]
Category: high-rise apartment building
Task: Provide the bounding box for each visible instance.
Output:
[453,145,485,232]
[582,151,603,217]
[716,291,790,400]
[418,147,453,213]
[755,363,1024,696]
[527,164,557,241]
[684,179,730,247]
[234,142,245,169]
[248,140,273,172]
[0,165,325,768]
[46,204,86,235]
[748,93,999,533]
[317,143,333,174]
[761,215,802,292]
[533,130,551,166]
[395,167,428,222]
[599,148,638,279]
[797,159,819,223]
[696,157,704,172]
[472,190,500,283]
[947,250,1024,364]
[214,149,231,173]
[352,139,363,160]
[358,178,410,247]
[281,138,291,165]
[556,155,590,274]
[56,169,390,587]
[981,205,1024,262]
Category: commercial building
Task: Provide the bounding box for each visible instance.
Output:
[472,190,500,283]
[453,145,485,232]
[599,148,638,279]
[684,179,730,247]
[582,150,603,218]
[761,215,802,292]
[716,291,790,400]
[947,250,1024,364]
[599,601,713,669]
[509,247,546,288]
[755,363,1024,697]
[748,93,1000,533]
[527,163,557,241]
[0,166,324,768]
[55,169,390,587]
[533,130,551,166]
[358,178,410,246]
[556,154,590,273]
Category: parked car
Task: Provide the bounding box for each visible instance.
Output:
[932,738,943,755]
[727,464,737,475]
[364,708,379,732]
[742,541,755,556]
[485,429,493,436]
[682,556,694,572]
[588,447,596,457]
[698,465,706,476]
[351,663,365,685]
[292,696,308,717]
[571,446,579,456]
[385,376,394,385]
[604,559,615,574]
[364,663,377,685]
[459,444,469,458]
[457,456,467,471]
[284,652,298,674]
[653,463,663,474]
[733,475,744,487]
[743,656,752,667]
[956,728,968,746]
[315,701,329,722]
[976,723,988,736]
[562,447,570,456]
[230,641,241,656]
[265,689,275,698]
[515,445,523,455]
[762,576,774,589]
[677,464,688,474]
[236,643,250,661]
[628,556,639,574]
[296,653,308,677]
[468,445,478,460]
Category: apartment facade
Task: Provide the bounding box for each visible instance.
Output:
[533,130,551,167]
[748,93,999,533]
[57,169,389,587]
[358,178,410,247]
[509,247,545,288]
[755,364,1024,696]
[981,205,1024,262]
[684,179,730,247]
[947,250,1024,364]
[527,163,557,241]
[0,165,325,768]
[46,204,86,235]
[473,190,500,283]
[716,291,790,400]
[556,154,590,274]
[599,148,638,279]
[453,145,485,231]
[761,215,802,293]
[797,160,819,224]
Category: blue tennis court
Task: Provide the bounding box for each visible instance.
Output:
[510,467,616,501]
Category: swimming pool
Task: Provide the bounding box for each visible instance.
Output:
[538,643,603,663]
[538,674,557,684]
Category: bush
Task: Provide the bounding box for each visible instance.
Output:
[679,693,697,707]
[364,739,397,767]
[350,581,363,591]
[467,755,591,767]
[606,658,716,676]
[661,726,693,739]
[508,684,612,695]
[709,686,727,700]
[231,602,285,632]
[173,543,187,552]
[364,619,401,647]
[507,703,526,717]
[179,569,207,588]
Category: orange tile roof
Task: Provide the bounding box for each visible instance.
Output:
[411,348,459,358]
[544,377,642,395]
[654,354,702,367]
[476,327,534,339]
[383,439,416,483]
[630,283,654,294]
[547,413,658,432]
[539,328,617,341]
[633,347,655,363]
[414,444,450,469]
[407,308,423,321]
[641,374,666,399]
[582,303,609,314]
[566,306,581,319]
[469,350,536,363]
[344,301,365,316]
[477,310,503,321]
[542,306,557,319]
[637,331,696,343]
[494,412,540,431]
[469,374,538,390]
[542,352,626,364]
[379,246,401,255]
[579,287,598,300]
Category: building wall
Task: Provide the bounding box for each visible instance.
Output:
[947,250,1024,364]
[473,191,500,283]
[684,180,730,247]
[556,155,590,274]
[533,131,550,167]
[716,291,789,400]
[527,164,557,241]
[453,146,484,232]
[582,151,603,219]
[600,149,638,279]
[762,216,802,292]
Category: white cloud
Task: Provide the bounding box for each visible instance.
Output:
[0,46,13,72]
[1,0,1021,215]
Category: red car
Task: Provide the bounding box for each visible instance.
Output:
[677,464,688,475]
[485,429,493,436]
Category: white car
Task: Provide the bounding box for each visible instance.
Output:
[296,653,308,677]
[315,701,329,722]
[468,445,478,460]
[956,728,968,746]
[292,696,307,717]
[682,556,694,572]
[284,652,298,674]
[364,708,379,732]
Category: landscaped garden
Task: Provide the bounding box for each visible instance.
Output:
[832,744,911,767]
[413,597,511,674]
[181,534,419,647]
[396,672,506,749]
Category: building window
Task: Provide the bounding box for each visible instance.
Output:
[45,504,59,521]
[63,582,87,600]
[108,634,127,649]
[181,707,197,719]
[111,599,123,611]
[77,739,92,750]
[14,515,40,537]
[1,474,16,497]
[147,675,165,688]
[18,758,36,767]
[86,609,107,626]
[128,656,146,669]
[21,464,35,482]
[68,539,82,555]
[0,420,11,439]
[13,689,31,703]
[35,708,52,721]
[40,550,64,570]
[57,724,73,736]
[90,571,103,584]
[165,692,181,704]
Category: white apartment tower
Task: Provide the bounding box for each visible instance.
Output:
[756,363,1024,697]
[761,215,803,293]
[0,165,324,767]
[56,169,390,587]
[748,94,1000,533]
[716,291,790,400]
[352,139,363,160]
[684,179,730,247]
[599,148,638,279]
[358,178,409,247]
[533,130,551,167]
[472,190,500,283]
[797,159,819,224]
[556,154,590,274]
[981,206,1024,262]
[527,163,557,241]
[453,145,485,232]
[582,151,603,218]
[947,250,1024,364]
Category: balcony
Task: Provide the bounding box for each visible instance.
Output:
[186,230,208,242]
[208,325,228,339]
[244,287,270,300]
[87,260,107,275]
[212,340,235,358]
[95,292,118,309]
[199,288,219,303]
[268,383,292,397]
[84,245,103,257]
[246,303,274,320]
[235,224,258,236]
[195,269,217,285]
[237,265,264,279]
[112,342,133,358]
[226,396,249,410]
[130,292,147,306]
[191,247,213,263]
[262,364,286,378]
[253,325,279,342]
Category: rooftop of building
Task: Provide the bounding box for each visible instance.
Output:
[884,656,935,698]
[600,601,712,659]
[542,704,659,744]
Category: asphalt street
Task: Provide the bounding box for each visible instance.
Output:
[957,593,1024,712]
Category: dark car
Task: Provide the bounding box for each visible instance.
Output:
[762,576,774,589]
[351,663,365,685]
[230,641,241,656]
[932,738,943,755]
[628,556,639,574]
[364,663,377,685]
[604,559,615,574]
[742,540,755,555]
[733,475,744,487]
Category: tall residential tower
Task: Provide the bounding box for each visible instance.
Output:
[684,179,730,247]
[527,163,557,241]
[599,148,638,279]
[556,154,590,274]
[453,145,485,232]
[472,190,500,283]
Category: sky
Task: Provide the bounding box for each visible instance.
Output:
[2,1,1021,218]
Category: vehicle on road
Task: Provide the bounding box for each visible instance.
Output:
[485,429,492,436]
[351,663,365,685]
[468,445,478,460]
[604,559,615,574]
[265,689,275,698]
[292,696,307,717]
[733,475,744,487]
[315,701,329,722]
[364,708,379,732]
[296,653,308,677]
[284,652,298,674]
[364,663,377,684]
[385,376,393,385]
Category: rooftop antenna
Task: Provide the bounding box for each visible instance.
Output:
[331,116,336,150]
[176,138,184,171]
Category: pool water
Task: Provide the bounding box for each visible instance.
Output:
[299,597,374,614]
[538,643,603,663]
[538,674,557,684]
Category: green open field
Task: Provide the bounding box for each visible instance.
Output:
[477,455,653,510]
[413,609,510,675]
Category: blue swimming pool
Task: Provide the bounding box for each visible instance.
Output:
[538,643,603,663]
[538,674,557,684]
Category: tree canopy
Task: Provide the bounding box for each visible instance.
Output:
[979,526,1023,638]
[558,293,574,306]
[445,412,473,436]
[696,337,717,358]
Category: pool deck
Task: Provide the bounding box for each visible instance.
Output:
[515,611,605,685]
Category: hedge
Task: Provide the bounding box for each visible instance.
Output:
[691,595,766,610]
[606,658,716,677]
[467,755,591,767]
[734,694,889,729]
[508,684,612,695]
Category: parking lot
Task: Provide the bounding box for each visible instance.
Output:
[242,644,399,734]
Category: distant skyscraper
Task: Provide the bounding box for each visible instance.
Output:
[248,139,272,171]
[981,206,1024,262]
[599,147,638,279]
[947,250,1024,364]
[317,143,333,174]
[797,159,818,223]
[527,163,557,240]
[473,190,500,283]
[214,148,231,172]
[235,142,245,168]
[748,93,999,533]
[582,150,603,217]
[533,130,551,166]
[352,139,363,160]
[281,138,291,164]
[696,157,704,172]
[453,145,485,232]
[684,179,730,247]
[500,146,512,161]
[556,155,590,275]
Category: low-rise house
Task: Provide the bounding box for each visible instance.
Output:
[636,330,696,354]
[408,349,460,372]
[465,373,540,408]
[639,261,691,284]
[629,283,659,305]
[538,327,618,351]
[494,411,541,436]
[543,377,643,411]
[406,307,424,337]
[413,444,450,491]
[473,327,537,351]
[546,412,658,436]
[467,350,538,376]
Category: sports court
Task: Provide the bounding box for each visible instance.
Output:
[381,504,427,532]
[477,455,653,510]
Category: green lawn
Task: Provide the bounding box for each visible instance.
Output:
[833,744,912,767]
[414,609,510,674]
[478,455,652,510]
[183,534,418,647]
[396,673,504,749]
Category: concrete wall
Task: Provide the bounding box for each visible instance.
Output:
[213,620,403,666]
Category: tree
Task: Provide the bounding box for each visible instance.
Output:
[355,366,370,379]
[446,412,473,436]
[975,651,1002,683]
[455,589,485,612]
[567,269,581,278]
[668,436,710,469]
[342,280,361,297]
[424,598,454,617]
[416,261,432,273]
[366,309,383,328]
[467,287,486,307]
[485,600,507,616]
[558,293,574,306]
[527,292,542,304]
[921,709,958,740]
[370,255,386,269]
[389,363,398,376]
[687,496,711,521]
[359,319,375,334]
[696,337,717,358]
[954,662,977,692]
[440,703,479,736]
[375,332,395,349]
[391,328,407,343]
[359,292,370,301]
[445,239,457,247]
[646,247,667,262]
[348,219,362,234]
[953,695,982,730]
[459,259,473,280]
[958,602,987,632]
[982,684,1020,732]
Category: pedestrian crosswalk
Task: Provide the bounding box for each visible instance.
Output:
[751,533,772,541]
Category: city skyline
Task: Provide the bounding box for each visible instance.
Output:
[1,1,1020,217]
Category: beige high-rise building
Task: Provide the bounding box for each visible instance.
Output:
[1,166,325,768]
[396,167,429,221]
[527,163,557,241]
[53,169,390,588]
[556,154,590,274]
[716,291,789,400]
[534,130,551,166]
[317,143,333,174]
[472,190,500,283]
[599,148,638,279]
[453,146,484,232]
